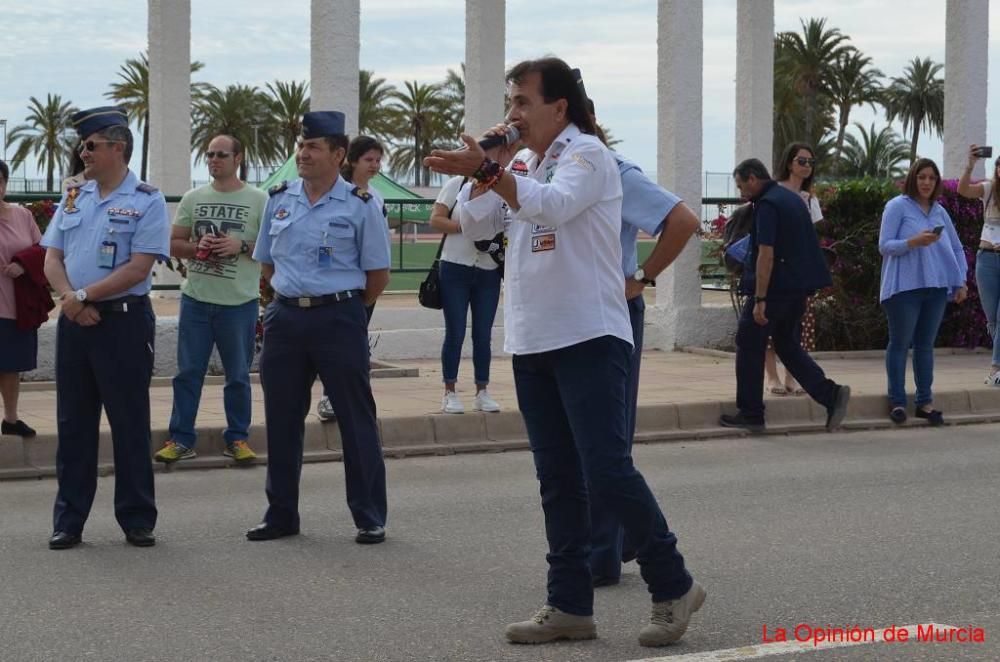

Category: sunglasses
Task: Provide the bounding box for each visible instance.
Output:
[77,139,123,153]
[795,157,817,167]
[206,151,233,159]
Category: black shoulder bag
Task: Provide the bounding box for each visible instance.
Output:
[418,178,467,309]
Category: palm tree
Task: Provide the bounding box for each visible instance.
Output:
[827,51,883,168]
[882,57,944,162]
[775,18,855,142]
[838,122,910,178]
[358,70,396,142]
[441,64,465,136]
[266,80,309,158]
[191,84,279,181]
[105,51,205,180]
[5,94,77,191]
[386,81,453,187]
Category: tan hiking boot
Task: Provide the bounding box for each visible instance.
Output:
[639,581,706,647]
[505,605,597,644]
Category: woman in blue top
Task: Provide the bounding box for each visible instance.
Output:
[879,158,968,425]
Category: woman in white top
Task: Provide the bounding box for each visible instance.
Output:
[428,175,502,414]
[958,144,1000,385]
[767,142,824,395]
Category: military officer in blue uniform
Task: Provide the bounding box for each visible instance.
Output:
[249,111,391,545]
[41,106,171,549]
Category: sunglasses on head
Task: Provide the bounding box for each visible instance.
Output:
[795,157,817,167]
[206,151,233,159]
[77,139,123,154]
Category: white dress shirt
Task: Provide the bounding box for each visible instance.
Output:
[460,123,633,355]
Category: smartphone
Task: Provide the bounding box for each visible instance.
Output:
[932,225,945,235]
[977,146,993,158]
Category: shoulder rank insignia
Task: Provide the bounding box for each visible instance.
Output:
[269,181,289,197]
[351,186,372,203]
[63,186,81,214]
[136,182,158,194]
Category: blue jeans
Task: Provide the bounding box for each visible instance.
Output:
[513,335,692,616]
[882,287,948,408]
[169,295,258,448]
[588,295,644,580]
[439,260,501,385]
[975,250,1000,367]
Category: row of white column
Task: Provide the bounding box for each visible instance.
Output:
[146,0,988,348]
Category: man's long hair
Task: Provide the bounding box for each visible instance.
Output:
[505,58,597,136]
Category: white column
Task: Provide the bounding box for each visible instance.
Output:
[147,0,190,196]
[465,0,506,137]
[312,0,360,135]
[944,0,988,180]
[735,0,774,168]
[652,0,703,349]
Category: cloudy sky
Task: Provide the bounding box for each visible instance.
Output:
[2,0,998,194]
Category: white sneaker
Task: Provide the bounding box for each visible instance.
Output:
[639,581,706,647]
[441,391,465,414]
[474,390,501,413]
[986,371,1000,387]
[316,397,337,421]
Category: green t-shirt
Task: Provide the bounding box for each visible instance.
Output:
[174,184,267,305]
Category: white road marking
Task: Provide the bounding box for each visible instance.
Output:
[625,623,957,661]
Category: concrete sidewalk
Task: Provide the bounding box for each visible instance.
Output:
[3,348,999,479]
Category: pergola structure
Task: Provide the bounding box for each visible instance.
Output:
[146,0,988,350]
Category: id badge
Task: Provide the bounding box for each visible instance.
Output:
[98,241,117,269]
[317,245,333,267]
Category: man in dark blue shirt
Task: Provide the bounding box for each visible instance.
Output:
[721,158,851,432]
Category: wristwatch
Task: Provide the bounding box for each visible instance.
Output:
[74,288,88,302]
[240,240,249,254]
[633,268,656,287]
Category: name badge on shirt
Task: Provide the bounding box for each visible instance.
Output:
[318,246,333,267]
[98,241,117,269]
[531,234,556,253]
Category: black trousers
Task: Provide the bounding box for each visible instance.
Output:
[259,297,386,530]
[735,295,837,421]
[52,303,157,535]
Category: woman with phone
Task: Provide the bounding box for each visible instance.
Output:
[958,144,1000,386]
[879,158,968,425]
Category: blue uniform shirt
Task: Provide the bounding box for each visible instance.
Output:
[615,155,680,277]
[254,176,391,297]
[41,170,170,299]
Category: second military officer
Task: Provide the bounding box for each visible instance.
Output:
[42,106,170,549]
[249,111,391,545]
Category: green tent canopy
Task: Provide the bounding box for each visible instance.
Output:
[258,156,432,225]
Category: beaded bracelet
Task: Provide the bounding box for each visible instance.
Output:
[472,158,505,191]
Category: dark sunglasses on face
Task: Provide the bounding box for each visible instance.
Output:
[206,151,233,159]
[77,139,123,154]
[795,157,817,167]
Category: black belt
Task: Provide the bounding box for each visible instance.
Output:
[276,290,363,308]
[91,295,148,313]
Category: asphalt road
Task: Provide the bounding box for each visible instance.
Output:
[1,425,999,662]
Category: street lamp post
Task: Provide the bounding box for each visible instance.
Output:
[0,119,7,162]
[251,124,260,184]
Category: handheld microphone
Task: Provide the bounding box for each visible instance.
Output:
[478,125,520,151]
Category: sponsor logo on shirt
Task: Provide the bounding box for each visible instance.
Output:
[531,234,556,253]
[510,160,529,177]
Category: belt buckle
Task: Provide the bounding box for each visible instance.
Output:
[297,297,312,308]
[122,303,128,312]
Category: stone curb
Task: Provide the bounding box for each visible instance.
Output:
[3,389,999,481]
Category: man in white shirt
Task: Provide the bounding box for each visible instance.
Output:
[424,57,704,649]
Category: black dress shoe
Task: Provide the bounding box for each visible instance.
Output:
[355,526,386,544]
[719,413,765,432]
[246,522,299,541]
[49,531,81,550]
[915,408,945,426]
[2,419,36,437]
[125,528,156,547]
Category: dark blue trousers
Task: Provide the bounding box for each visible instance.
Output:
[513,334,692,616]
[735,295,837,421]
[260,297,386,531]
[588,296,643,580]
[52,302,157,535]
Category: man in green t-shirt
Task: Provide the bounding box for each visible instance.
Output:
[154,134,267,464]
